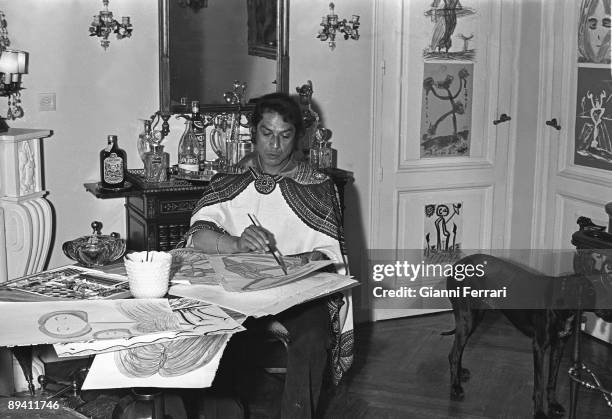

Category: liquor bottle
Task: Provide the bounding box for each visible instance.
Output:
[99,135,127,189]
[177,117,200,175]
[144,144,169,182]
[191,100,207,171]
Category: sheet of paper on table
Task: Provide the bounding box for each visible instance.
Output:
[169,248,220,286]
[169,272,359,317]
[54,298,244,357]
[207,253,335,292]
[82,334,230,389]
[0,299,181,347]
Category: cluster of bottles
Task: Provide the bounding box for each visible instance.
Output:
[177,100,206,176]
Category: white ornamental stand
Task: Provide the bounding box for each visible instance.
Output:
[0,128,52,283]
[0,128,52,395]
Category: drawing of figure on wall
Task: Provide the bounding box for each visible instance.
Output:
[424,0,475,60]
[575,67,612,170]
[578,0,611,64]
[420,63,473,157]
[424,202,463,263]
[425,203,462,251]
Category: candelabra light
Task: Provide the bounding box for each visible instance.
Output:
[317,2,360,51]
[89,0,133,50]
[178,0,209,12]
[0,10,28,132]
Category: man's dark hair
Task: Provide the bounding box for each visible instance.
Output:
[251,92,305,139]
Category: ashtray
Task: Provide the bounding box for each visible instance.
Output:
[98,181,132,192]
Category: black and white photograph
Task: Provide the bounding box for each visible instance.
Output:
[0,1,611,418]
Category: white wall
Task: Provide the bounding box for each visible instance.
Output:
[2,0,159,269]
[290,0,373,320]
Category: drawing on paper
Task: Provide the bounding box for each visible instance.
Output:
[421,63,473,157]
[170,248,218,285]
[37,300,180,340]
[424,202,463,263]
[423,0,476,61]
[574,67,612,171]
[114,334,228,378]
[207,253,334,292]
[577,0,611,64]
[53,298,243,357]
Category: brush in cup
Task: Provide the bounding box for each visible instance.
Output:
[124,251,172,298]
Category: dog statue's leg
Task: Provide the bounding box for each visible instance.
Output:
[547,335,568,418]
[532,331,548,419]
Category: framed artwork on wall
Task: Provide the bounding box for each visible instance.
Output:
[574,66,612,171]
[247,0,277,60]
[420,62,474,157]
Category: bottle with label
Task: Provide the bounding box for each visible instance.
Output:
[144,144,169,182]
[191,100,207,171]
[177,117,200,175]
[100,135,127,189]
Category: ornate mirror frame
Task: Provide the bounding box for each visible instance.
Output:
[158,0,289,117]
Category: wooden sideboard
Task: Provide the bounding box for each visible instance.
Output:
[85,167,353,252]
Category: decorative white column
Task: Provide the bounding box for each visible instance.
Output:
[0,128,52,283]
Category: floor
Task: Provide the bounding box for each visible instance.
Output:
[66,311,612,418]
[314,311,612,419]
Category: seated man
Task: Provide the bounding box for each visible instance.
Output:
[181,93,353,418]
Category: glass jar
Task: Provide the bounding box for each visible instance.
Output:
[144,144,169,182]
[319,141,332,169]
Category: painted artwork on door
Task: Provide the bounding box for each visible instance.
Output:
[421,63,473,157]
[424,202,463,258]
[577,0,611,64]
[574,66,612,171]
[423,0,476,61]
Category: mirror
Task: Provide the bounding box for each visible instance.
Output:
[159,0,289,114]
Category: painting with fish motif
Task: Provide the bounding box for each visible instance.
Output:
[423,0,477,61]
[574,66,612,171]
[420,62,473,157]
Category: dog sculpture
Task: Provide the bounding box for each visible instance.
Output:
[446,253,612,419]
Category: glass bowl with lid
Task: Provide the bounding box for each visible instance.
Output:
[62,221,126,267]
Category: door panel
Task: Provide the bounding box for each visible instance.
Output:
[371,0,516,320]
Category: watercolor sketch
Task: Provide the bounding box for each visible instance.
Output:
[423,0,476,61]
[170,248,218,285]
[0,299,180,347]
[421,62,473,157]
[83,334,231,389]
[207,253,334,292]
[54,298,243,357]
[577,0,611,64]
[575,67,612,171]
[424,202,463,258]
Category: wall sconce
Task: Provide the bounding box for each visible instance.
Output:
[317,2,360,51]
[178,0,209,12]
[88,0,133,50]
[0,49,28,131]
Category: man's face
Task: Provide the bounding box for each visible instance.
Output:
[255,111,296,172]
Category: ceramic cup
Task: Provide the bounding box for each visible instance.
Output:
[124,251,172,298]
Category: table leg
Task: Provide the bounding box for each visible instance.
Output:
[569,309,582,419]
[10,346,35,396]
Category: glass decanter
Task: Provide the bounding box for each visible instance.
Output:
[144,144,170,182]
[137,119,153,163]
